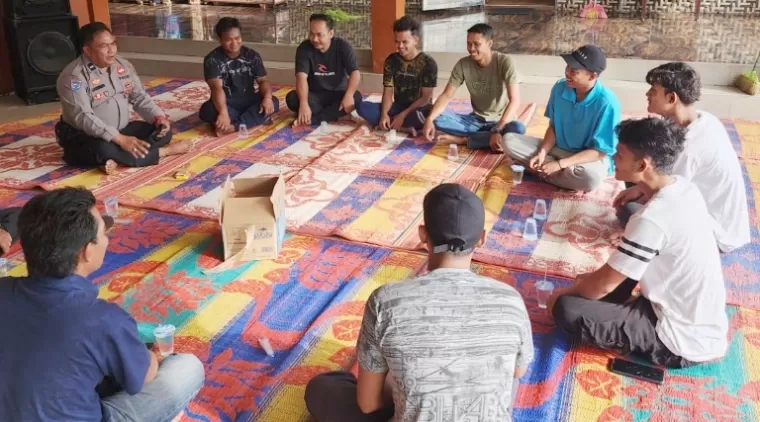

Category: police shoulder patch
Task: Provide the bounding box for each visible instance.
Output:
[70,78,82,91]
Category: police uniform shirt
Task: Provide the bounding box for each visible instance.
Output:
[56,55,165,142]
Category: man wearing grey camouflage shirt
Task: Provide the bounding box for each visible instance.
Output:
[305,183,534,422]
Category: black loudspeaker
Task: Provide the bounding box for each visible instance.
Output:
[2,0,71,20]
[4,14,80,104]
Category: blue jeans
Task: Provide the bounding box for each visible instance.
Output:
[101,354,205,422]
[199,94,280,130]
[357,102,431,130]
[434,112,526,149]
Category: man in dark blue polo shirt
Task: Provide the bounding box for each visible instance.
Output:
[0,188,205,422]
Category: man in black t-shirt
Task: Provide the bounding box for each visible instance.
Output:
[285,13,363,126]
[357,16,437,133]
[199,17,279,135]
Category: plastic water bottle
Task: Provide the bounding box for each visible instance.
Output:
[448,144,459,161]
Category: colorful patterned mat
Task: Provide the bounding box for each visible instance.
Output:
[2,189,759,422]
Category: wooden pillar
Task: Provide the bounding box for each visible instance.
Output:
[70,0,111,28]
[370,0,405,73]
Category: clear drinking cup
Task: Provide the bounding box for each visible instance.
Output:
[448,144,459,161]
[104,197,119,218]
[523,217,538,241]
[320,121,329,134]
[238,124,249,138]
[510,164,525,185]
[0,258,9,277]
[153,324,176,357]
[533,199,548,220]
[535,280,555,309]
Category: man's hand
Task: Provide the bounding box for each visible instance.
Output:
[0,228,11,254]
[422,120,436,142]
[529,150,547,170]
[390,113,407,131]
[215,112,232,134]
[613,185,645,209]
[154,116,171,137]
[378,113,392,131]
[338,94,356,113]
[489,133,504,153]
[260,96,275,115]
[297,104,312,126]
[113,134,150,159]
[539,160,562,177]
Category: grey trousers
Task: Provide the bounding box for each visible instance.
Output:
[503,133,608,192]
[305,371,394,422]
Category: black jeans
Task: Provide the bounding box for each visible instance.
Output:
[55,120,172,168]
[198,94,280,129]
[305,371,394,422]
[552,278,695,368]
[285,89,363,125]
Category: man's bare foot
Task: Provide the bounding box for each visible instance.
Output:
[159,141,192,158]
[436,134,467,145]
[101,159,118,175]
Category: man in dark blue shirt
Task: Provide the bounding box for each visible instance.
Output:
[0,188,205,422]
[199,17,279,135]
[285,13,363,126]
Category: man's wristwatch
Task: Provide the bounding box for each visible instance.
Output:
[490,126,502,134]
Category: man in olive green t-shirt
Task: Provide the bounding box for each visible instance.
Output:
[422,23,525,150]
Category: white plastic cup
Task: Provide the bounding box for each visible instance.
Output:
[153,324,176,357]
[533,199,548,220]
[387,129,397,143]
[510,164,525,185]
[104,197,119,218]
[536,280,555,309]
[448,144,459,161]
[523,217,538,241]
[320,121,329,134]
[238,124,249,138]
[259,337,275,357]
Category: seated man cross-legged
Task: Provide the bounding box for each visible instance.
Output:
[305,184,534,422]
[504,45,621,192]
[357,15,438,132]
[549,118,728,369]
[286,13,363,126]
[614,62,750,253]
[0,188,205,422]
[423,23,525,149]
[199,17,279,135]
[55,22,191,174]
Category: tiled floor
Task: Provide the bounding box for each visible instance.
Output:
[109,2,760,64]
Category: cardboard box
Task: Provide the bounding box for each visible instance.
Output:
[220,176,286,262]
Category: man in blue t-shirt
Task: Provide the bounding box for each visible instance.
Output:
[503,45,621,192]
[0,188,205,422]
[199,17,279,135]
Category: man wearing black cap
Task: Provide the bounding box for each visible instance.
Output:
[304,183,533,422]
[503,44,621,192]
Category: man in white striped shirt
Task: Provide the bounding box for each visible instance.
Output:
[305,184,534,422]
[549,117,728,368]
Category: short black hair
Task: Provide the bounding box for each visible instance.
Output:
[78,22,112,49]
[467,23,494,39]
[215,17,242,38]
[393,15,420,36]
[18,188,99,278]
[616,117,687,174]
[645,62,701,106]
[310,13,335,31]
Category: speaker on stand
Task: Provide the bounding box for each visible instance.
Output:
[2,0,80,104]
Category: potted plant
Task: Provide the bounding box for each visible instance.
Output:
[735,51,759,96]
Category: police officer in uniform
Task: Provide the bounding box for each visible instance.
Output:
[55,22,191,173]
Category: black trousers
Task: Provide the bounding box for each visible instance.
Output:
[55,120,173,168]
[0,207,21,257]
[305,371,394,422]
[285,89,363,125]
[552,278,695,368]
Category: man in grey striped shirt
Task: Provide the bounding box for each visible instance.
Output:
[305,183,534,422]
